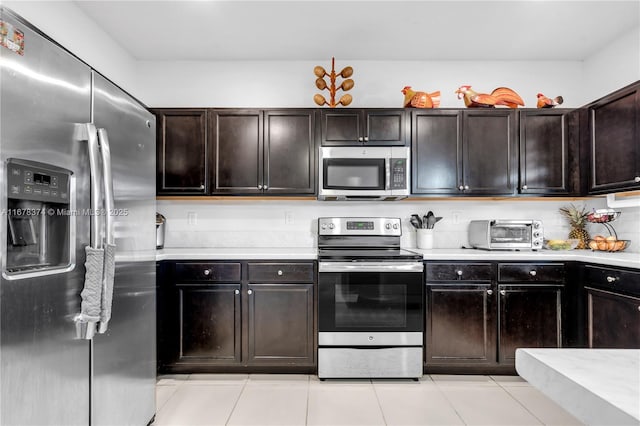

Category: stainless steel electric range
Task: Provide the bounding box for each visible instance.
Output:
[317,217,424,379]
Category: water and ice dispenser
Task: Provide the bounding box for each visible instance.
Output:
[5,159,73,275]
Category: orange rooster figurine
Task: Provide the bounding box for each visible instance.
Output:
[536,93,564,108]
[402,86,441,108]
[455,85,525,108]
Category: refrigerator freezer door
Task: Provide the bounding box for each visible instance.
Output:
[91,72,156,426]
[0,8,92,425]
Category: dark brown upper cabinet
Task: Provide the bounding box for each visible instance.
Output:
[210,109,316,195]
[320,109,408,146]
[588,81,640,194]
[519,109,580,196]
[411,109,517,195]
[155,109,208,195]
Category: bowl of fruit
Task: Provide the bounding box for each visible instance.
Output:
[588,235,630,252]
[544,239,580,250]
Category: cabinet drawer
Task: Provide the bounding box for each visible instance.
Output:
[583,265,640,295]
[248,262,315,283]
[175,262,241,282]
[426,263,493,282]
[498,263,564,283]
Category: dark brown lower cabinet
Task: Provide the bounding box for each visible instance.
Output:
[425,261,565,373]
[586,287,640,348]
[177,284,241,364]
[426,284,496,366]
[498,285,562,364]
[247,283,314,365]
[158,260,316,373]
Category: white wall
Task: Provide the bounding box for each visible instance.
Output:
[3,1,139,100]
[136,59,583,108]
[583,25,640,103]
[157,198,640,253]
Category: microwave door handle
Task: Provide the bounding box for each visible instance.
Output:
[492,220,532,226]
[385,159,391,190]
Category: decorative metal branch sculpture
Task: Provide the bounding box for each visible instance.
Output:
[313,57,354,107]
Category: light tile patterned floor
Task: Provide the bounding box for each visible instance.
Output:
[153,374,583,426]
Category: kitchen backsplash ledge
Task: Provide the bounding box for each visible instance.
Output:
[156,199,640,253]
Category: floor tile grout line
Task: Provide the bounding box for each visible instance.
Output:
[430,374,470,426]
[497,382,548,426]
[370,380,389,426]
[224,377,249,426]
[304,375,311,426]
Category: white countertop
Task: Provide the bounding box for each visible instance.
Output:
[410,248,640,269]
[156,247,318,261]
[516,348,640,425]
[157,247,640,269]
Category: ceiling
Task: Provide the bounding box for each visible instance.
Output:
[73,0,640,61]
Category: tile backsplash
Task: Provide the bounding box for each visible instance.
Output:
[158,197,640,253]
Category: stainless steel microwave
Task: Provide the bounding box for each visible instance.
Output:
[468,220,544,250]
[318,146,410,201]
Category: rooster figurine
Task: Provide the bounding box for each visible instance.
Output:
[455,85,525,108]
[402,86,441,108]
[536,93,564,108]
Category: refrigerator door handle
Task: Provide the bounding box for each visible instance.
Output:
[97,128,115,246]
[96,128,116,334]
[86,123,103,250]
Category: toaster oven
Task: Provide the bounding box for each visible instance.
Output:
[468,220,544,250]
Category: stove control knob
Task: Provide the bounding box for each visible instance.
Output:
[321,223,327,230]
[385,223,391,229]
[328,223,335,230]
[368,336,374,341]
[392,223,399,229]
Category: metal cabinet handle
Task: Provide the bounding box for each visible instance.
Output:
[358,137,364,142]
[199,184,205,189]
[500,290,506,296]
[277,270,283,276]
[203,269,212,276]
[258,184,263,190]
[248,289,253,295]
[487,289,493,295]
[522,185,528,190]
[637,306,640,311]
[234,289,240,295]
[364,136,369,142]
[464,185,469,190]
[263,185,268,190]
[635,176,640,183]
[458,185,464,191]
[456,270,463,276]
[529,270,537,276]
[606,276,618,283]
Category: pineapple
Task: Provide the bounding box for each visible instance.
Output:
[559,204,591,249]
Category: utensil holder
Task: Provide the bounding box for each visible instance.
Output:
[416,229,434,249]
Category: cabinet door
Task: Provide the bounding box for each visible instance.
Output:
[589,83,640,193]
[364,109,407,146]
[498,285,562,364]
[519,109,578,195]
[320,110,362,145]
[156,109,208,195]
[211,110,263,193]
[462,110,517,195]
[246,284,314,366]
[264,110,316,194]
[412,110,462,194]
[426,284,496,365]
[176,284,241,364]
[586,287,640,348]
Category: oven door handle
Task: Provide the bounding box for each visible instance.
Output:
[319,262,424,273]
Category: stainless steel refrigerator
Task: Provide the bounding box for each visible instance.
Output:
[0,7,156,425]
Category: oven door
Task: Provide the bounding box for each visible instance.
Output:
[318,262,424,334]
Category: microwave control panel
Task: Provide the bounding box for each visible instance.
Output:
[390,158,407,190]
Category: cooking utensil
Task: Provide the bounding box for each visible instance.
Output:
[425,211,436,229]
[410,217,422,229]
